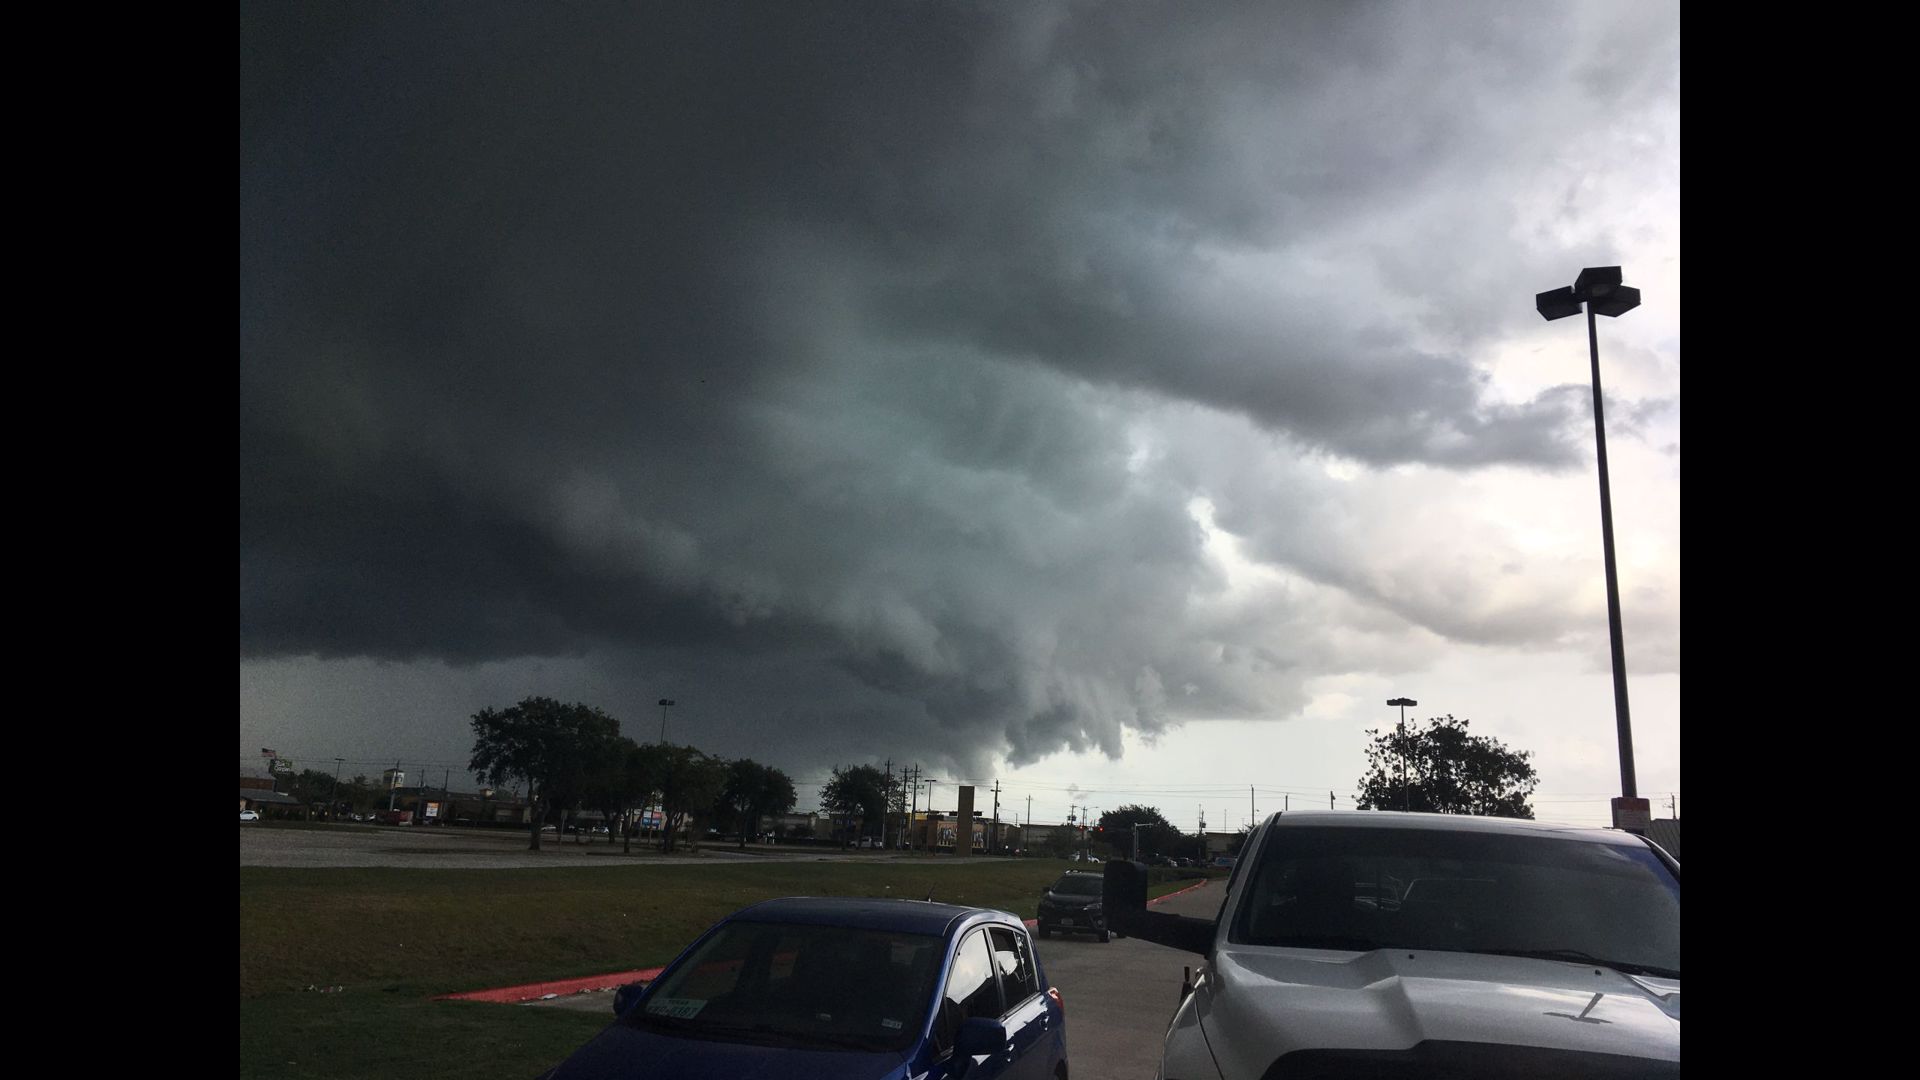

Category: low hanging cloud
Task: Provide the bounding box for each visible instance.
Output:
[241,3,1679,777]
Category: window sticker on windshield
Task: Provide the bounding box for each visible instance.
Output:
[882,1018,904,1030]
[644,997,707,1019]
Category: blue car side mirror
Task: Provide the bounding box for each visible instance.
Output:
[953,1016,1009,1062]
[612,980,648,1016]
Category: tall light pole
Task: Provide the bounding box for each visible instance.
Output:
[330,757,345,820]
[1536,267,1642,818]
[657,699,675,744]
[1386,698,1417,812]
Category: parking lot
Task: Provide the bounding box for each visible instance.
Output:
[521,878,1220,1080]
[245,824,1214,1078]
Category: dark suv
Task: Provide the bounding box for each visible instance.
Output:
[1037,870,1110,942]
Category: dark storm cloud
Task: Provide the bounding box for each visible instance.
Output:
[241,3,1677,773]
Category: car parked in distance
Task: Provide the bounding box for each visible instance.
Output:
[239,810,260,822]
[540,896,1066,1080]
[1108,811,1680,1079]
[1036,871,1110,943]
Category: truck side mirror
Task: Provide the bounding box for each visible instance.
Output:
[1104,859,1215,956]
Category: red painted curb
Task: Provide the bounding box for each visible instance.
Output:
[440,879,1215,1004]
[438,967,664,1004]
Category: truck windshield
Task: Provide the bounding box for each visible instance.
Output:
[1230,827,1679,978]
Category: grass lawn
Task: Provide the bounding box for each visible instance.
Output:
[241,858,1210,1080]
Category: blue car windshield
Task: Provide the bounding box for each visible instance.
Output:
[1230,827,1679,978]
[628,922,946,1052]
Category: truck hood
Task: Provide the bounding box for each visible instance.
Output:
[1199,946,1678,1078]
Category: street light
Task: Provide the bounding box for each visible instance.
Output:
[330,757,345,820]
[1535,266,1641,818]
[1386,698,1417,812]
[657,699,676,744]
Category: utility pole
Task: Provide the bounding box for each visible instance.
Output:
[1284,794,1288,812]
[1669,793,1677,818]
[657,699,676,744]
[907,765,919,850]
[330,757,345,820]
[1330,790,1334,810]
[884,759,893,848]
[1249,786,1255,827]
[389,760,401,813]
[991,780,1001,855]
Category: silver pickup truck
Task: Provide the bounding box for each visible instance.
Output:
[1105,810,1679,1079]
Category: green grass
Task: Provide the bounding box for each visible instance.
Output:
[240,858,1203,1080]
[239,990,605,1080]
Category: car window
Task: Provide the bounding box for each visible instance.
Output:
[631,921,944,1051]
[988,926,1038,1007]
[1050,874,1102,896]
[934,927,1003,1053]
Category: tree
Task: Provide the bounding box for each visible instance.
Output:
[469,696,622,850]
[715,759,798,849]
[650,744,728,853]
[820,763,889,845]
[287,768,345,817]
[1098,804,1175,858]
[583,737,650,848]
[1355,714,1539,818]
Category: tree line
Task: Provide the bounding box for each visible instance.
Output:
[290,701,1540,854]
[468,696,797,852]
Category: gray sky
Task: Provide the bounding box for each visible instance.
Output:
[240,2,1679,828]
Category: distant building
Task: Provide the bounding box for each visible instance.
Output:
[1647,817,1681,861]
[238,776,304,817]
[1200,831,1243,858]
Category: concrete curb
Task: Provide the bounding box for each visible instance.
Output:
[439,878,1214,1004]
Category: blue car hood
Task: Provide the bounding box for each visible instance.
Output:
[548,1022,913,1080]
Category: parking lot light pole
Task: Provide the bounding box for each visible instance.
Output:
[1536,267,1642,806]
[1387,698,1417,812]
[657,698,675,744]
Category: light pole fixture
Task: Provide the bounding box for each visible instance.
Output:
[657,698,676,744]
[1535,266,1641,809]
[1386,698,1417,812]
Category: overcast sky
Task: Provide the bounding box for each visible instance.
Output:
[240,2,1679,830]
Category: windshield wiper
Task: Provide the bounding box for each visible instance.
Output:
[1478,948,1679,979]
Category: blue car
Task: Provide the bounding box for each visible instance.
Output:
[540,896,1068,1080]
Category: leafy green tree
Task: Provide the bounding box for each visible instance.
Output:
[820,763,889,845]
[1355,714,1538,818]
[469,696,622,850]
[583,737,652,848]
[651,744,728,853]
[716,759,798,849]
[1098,804,1174,857]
